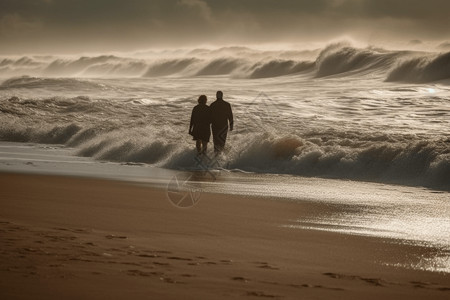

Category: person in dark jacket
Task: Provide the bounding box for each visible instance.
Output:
[189,95,211,155]
[210,91,233,154]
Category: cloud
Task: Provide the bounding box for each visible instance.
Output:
[0,0,449,54]
[178,0,213,21]
[0,13,42,37]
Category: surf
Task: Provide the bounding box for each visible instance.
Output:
[1,44,449,82]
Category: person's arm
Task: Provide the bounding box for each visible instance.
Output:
[228,103,234,131]
[189,108,195,135]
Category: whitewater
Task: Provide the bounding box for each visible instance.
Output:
[1,42,450,273]
[0,43,449,190]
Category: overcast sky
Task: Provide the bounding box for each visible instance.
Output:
[1,0,449,54]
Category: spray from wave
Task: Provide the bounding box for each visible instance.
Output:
[1,43,449,189]
[386,51,450,83]
[315,43,399,77]
[1,95,448,190]
[1,44,449,82]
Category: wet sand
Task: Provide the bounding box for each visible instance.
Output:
[0,172,448,299]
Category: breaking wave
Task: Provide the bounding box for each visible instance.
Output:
[0,76,107,90]
[249,60,315,78]
[0,95,449,190]
[315,44,399,77]
[143,58,199,77]
[386,51,450,83]
[228,133,450,190]
[1,44,449,82]
[196,58,243,76]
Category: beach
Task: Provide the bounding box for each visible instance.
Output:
[1,172,448,299]
[2,2,450,299]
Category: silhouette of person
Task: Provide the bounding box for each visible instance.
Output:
[189,95,211,155]
[210,91,233,154]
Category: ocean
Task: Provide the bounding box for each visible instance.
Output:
[0,43,449,272]
[1,43,449,189]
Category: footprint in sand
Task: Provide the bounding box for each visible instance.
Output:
[410,281,450,291]
[127,269,162,277]
[166,256,193,261]
[91,271,103,275]
[159,277,185,284]
[105,234,127,239]
[232,276,249,282]
[137,254,160,258]
[323,272,384,287]
[53,227,90,233]
[220,259,233,264]
[254,262,279,270]
[245,291,279,298]
[153,262,170,266]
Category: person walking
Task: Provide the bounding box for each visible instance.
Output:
[210,91,233,154]
[189,95,211,155]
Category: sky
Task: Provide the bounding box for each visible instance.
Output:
[1,0,450,54]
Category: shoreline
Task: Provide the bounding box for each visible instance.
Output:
[0,137,449,192]
[0,172,448,299]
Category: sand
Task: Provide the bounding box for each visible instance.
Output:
[0,172,448,299]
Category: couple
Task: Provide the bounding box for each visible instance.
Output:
[189,91,233,156]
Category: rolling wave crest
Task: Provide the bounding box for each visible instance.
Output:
[0,95,448,190]
[386,51,450,83]
[1,44,449,82]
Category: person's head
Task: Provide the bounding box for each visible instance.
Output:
[198,95,207,105]
[216,91,223,99]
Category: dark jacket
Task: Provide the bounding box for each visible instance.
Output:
[189,104,211,141]
[210,99,233,131]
